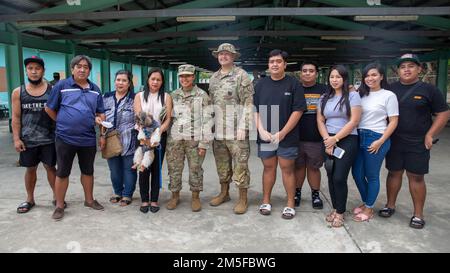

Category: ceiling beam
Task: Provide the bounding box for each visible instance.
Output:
[74,0,244,35]
[45,29,450,40]
[2,7,450,22]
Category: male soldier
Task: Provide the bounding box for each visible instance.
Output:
[12,56,57,213]
[208,43,254,214]
[49,72,60,86]
[166,64,213,212]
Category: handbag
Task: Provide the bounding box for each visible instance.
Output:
[101,129,123,159]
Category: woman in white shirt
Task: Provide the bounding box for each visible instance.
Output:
[134,68,173,213]
[352,63,399,222]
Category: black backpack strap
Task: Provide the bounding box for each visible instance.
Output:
[399,81,423,104]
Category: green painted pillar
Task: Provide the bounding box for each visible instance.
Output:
[125,61,132,72]
[5,24,23,127]
[195,71,200,83]
[437,54,448,102]
[65,41,76,79]
[348,65,355,86]
[163,68,171,92]
[172,68,178,91]
[141,65,148,91]
[101,51,111,93]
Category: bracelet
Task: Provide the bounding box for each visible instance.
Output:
[334,136,340,143]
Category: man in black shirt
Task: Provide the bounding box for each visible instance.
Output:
[11,56,57,214]
[295,61,326,209]
[254,49,306,219]
[380,53,450,229]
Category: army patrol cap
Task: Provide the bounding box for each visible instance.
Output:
[212,43,241,59]
[178,64,195,76]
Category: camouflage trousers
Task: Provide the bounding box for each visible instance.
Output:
[213,139,250,188]
[166,138,205,192]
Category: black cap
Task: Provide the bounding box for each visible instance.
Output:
[396,53,420,67]
[24,56,45,68]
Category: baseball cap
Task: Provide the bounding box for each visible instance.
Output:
[396,53,420,67]
[24,56,45,68]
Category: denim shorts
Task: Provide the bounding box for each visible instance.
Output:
[257,143,298,160]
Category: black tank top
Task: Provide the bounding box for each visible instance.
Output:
[20,84,55,148]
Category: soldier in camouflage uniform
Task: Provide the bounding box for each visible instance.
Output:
[166,64,213,212]
[208,43,254,214]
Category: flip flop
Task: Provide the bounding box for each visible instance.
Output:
[259,203,272,215]
[17,201,35,214]
[281,207,296,220]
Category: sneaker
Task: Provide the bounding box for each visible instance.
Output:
[294,188,301,207]
[52,207,64,221]
[311,190,323,209]
[84,200,104,210]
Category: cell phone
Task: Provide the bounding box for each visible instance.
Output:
[333,146,345,159]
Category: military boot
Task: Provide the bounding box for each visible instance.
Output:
[233,188,248,214]
[166,192,180,210]
[209,183,230,206]
[191,191,202,212]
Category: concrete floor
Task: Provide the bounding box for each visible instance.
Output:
[0,119,449,253]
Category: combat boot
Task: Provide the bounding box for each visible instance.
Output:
[233,188,248,214]
[166,192,180,210]
[209,183,230,206]
[192,191,202,212]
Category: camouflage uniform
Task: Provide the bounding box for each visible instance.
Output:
[166,84,213,192]
[209,65,254,189]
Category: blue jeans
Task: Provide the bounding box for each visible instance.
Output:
[352,129,391,208]
[107,154,137,198]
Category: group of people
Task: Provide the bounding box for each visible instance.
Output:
[11,43,449,229]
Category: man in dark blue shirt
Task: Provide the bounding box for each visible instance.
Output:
[45,55,106,221]
[254,49,306,220]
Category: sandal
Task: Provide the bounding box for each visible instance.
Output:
[52,200,67,209]
[259,203,272,215]
[17,201,35,214]
[331,213,344,228]
[120,197,132,206]
[352,204,365,215]
[140,205,149,213]
[150,205,160,213]
[353,211,374,222]
[409,216,425,229]
[325,210,337,222]
[281,207,296,220]
[109,195,122,204]
[84,200,104,210]
[378,206,395,218]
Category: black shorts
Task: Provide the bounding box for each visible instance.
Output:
[55,138,97,178]
[385,148,430,175]
[19,143,56,168]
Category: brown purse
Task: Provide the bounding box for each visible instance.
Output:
[101,130,123,159]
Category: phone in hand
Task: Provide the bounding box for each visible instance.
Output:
[333,146,345,159]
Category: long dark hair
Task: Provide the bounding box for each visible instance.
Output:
[114,70,134,93]
[358,62,388,98]
[321,65,351,118]
[143,68,165,104]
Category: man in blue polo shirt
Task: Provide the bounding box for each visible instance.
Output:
[45,55,106,221]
